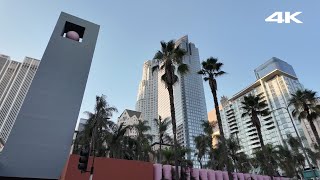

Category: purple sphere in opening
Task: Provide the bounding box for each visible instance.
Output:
[66,31,80,41]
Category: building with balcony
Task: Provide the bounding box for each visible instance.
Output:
[220,57,309,156]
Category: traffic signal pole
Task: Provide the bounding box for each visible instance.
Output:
[88,122,97,180]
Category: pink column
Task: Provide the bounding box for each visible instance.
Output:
[163,165,172,180]
[172,166,181,179]
[185,167,191,180]
[208,170,216,180]
[222,171,229,180]
[199,169,209,180]
[232,173,238,180]
[250,174,258,180]
[244,173,251,180]
[236,173,245,180]
[153,164,162,180]
[215,171,223,180]
[191,168,200,180]
[262,176,271,180]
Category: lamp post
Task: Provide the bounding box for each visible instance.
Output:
[271,105,317,179]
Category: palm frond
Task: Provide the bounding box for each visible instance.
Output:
[152,65,159,73]
[153,51,163,60]
[177,63,189,75]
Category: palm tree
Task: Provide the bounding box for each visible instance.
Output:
[154,116,171,163]
[105,122,132,159]
[241,94,269,148]
[197,57,226,139]
[79,95,117,156]
[133,120,152,161]
[276,136,306,179]
[226,136,245,172]
[153,40,188,179]
[290,89,320,145]
[194,134,208,168]
[252,144,279,177]
[306,145,320,168]
[162,148,175,165]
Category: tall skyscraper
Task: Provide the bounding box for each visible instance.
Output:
[135,59,158,141]
[163,36,207,157]
[220,57,309,156]
[0,54,40,144]
[0,12,99,179]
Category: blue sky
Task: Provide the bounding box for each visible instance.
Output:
[0,1,319,122]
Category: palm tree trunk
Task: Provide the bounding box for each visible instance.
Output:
[159,138,162,164]
[167,84,179,180]
[256,125,265,148]
[209,79,232,179]
[308,119,320,145]
[199,159,203,169]
[209,79,224,137]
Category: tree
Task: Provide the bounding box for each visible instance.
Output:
[252,144,279,177]
[241,94,269,148]
[225,136,251,173]
[197,57,233,177]
[305,144,320,168]
[105,122,133,159]
[290,89,320,145]
[133,120,153,161]
[275,144,304,178]
[197,57,226,139]
[194,134,208,169]
[75,95,117,157]
[154,116,171,163]
[153,40,188,180]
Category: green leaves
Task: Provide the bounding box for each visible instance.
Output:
[198,57,226,82]
[289,89,320,144]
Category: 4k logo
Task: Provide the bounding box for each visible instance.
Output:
[265,12,303,24]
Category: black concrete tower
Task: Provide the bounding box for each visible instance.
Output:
[0,12,99,179]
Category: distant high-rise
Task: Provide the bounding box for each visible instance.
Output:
[0,54,39,144]
[158,36,207,164]
[135,60,158,142]
[220,58,310,156]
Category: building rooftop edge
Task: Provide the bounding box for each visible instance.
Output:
[229,69,298,101]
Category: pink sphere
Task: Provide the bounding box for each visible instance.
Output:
[66,31,80,41]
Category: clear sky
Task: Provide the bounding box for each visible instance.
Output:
[0,1,319,122]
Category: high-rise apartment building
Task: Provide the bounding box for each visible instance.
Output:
[135,60,158,142]
[0,54,40,144]
[220,57,309,156]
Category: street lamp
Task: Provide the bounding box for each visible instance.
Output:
[271,105,317,179]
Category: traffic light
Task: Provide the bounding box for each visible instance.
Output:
[78,146,89,172]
